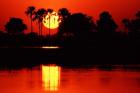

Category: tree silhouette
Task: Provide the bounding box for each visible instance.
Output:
[130,11,140,43]
[5,18,27,35]
[122,11,140,36]
[33,8,47,36]
[121,11,140,48]
[25,6,36,33]
[58,13,96,46]
[58,8,71,21]
[131,11,140,33]
[97,11,118,33]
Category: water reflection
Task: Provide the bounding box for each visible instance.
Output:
[41,46,60,49]
[42,65,61,91]
[0,65,140,93]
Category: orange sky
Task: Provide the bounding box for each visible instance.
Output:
[0,0,140,34]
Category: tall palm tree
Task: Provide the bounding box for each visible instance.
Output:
[46,8,53,37]
[33,8,47,36]
[25,6,36,33]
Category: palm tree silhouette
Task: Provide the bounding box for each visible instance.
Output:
[25,6,36,33]
[33,8,47,36]
[46,8,53,37]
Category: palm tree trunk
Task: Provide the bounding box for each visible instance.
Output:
[47,16,51,45]
[31,19,32,33]
[31,19,33,33]
[41,23,43,36]
[38,22,40,36]
[49,16,50,37]
[30,15,33,33]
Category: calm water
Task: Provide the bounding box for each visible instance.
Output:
[0,65,140,93]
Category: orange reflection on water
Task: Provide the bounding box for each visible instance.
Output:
[42,65,61,91]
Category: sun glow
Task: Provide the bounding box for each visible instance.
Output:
[43,11,60,29]
[42,65,61,91]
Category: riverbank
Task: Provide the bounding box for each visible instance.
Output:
[0,46,137,68]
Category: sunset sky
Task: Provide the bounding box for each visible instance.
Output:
[0,0,140,34]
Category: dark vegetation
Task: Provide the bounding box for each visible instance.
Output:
[0,6,139,68]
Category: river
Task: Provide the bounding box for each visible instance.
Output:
[0,64,140,93]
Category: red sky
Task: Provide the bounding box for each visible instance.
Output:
[0,0,140,34]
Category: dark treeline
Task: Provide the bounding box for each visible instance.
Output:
[0,7,139,48]
[58,10,140,49]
